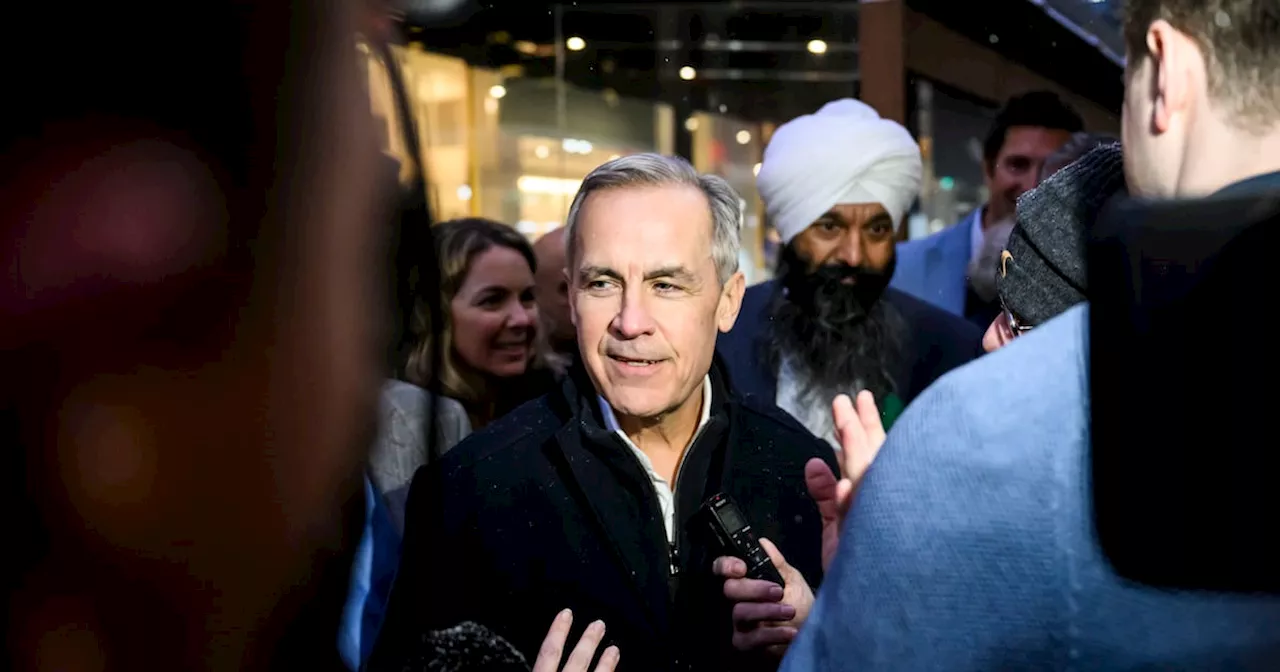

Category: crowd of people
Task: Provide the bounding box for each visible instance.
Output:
[7,0,1280,670]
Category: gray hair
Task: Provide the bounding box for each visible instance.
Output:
[564,153,743,285]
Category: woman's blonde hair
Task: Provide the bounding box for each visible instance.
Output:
[404,218,551,403]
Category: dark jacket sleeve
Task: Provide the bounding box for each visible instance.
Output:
[365,460,479,671]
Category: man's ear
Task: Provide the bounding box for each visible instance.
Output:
[1147,19,1201,135]
[716,271,746,333]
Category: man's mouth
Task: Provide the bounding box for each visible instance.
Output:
[609,355,661,367]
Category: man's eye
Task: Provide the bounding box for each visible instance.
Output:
[653,282,679,293]
[818,220,841,232]
[586,279,612,291]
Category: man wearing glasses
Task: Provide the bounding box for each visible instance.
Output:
[892,91,1084,327]
[982,142,1125,352]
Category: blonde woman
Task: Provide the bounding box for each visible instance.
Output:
[405,218,560,431]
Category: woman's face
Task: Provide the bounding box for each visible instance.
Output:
[450,245,538,378]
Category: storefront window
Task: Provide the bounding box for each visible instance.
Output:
[371,2,864,283]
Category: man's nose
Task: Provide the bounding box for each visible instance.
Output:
[611,288,655,339]
[833,229,864,268]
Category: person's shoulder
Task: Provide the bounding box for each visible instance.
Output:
[884,287,983,340]
[380,379,467,418]
[815,306,1092,663]
[739,280,779,317]
[437,393,563,474]
[904,303,1088,429]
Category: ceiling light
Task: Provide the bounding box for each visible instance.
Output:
[488,84,507,99]
[753,162,762,176]
[736,130,751,145]
[679,66,697,81]
[534,145,550,159]
[807,39,828,54]
[684,117,700,132]
[566,36,586,51]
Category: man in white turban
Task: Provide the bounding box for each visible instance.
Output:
[717,99,983,447]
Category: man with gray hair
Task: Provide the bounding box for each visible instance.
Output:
[373,153,837,671]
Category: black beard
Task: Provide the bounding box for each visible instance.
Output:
[768,244,905,404]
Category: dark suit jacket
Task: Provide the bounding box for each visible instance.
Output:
[368,358,838,672]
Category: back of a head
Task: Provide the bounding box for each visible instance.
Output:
[996,143,1127,326]
[1124,0,1280,131]
[983,91,1086,168]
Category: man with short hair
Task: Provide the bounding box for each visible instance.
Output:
[718,99,982,439]
[892,90,1084,326]
[782,2,1280,669]
[372,154,837,671]
[532,226,577,363]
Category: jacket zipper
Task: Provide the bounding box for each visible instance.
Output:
[668,432,700,593]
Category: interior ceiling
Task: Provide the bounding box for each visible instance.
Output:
[404,1,1123,123]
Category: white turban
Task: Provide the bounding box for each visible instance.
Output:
[757,99,922,244]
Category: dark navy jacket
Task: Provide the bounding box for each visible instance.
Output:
[716,280,984,410]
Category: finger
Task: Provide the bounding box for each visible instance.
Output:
[562,619,606,671]
[833,395,868,483]
[804,458,839,521]
[835,477,855,517]
[758,538,791,573]
[831,394,857,473]
[733,601,797,628]
[593,646,620,672]
[531,609,573,672]
[733,626,799,651]
[855,389,887,448]
[723,577,785,602]
[712,555,748,579]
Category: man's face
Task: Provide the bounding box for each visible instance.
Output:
[788,202,897,313]
[985,126,1073,222]
[532,228,575,346]
[791,202,895,276]
[569,185,744,420]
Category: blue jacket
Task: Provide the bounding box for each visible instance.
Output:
[782,304,1280,670]
[715,280,983,412]
[890,209,976,317]
[339,475,402,670]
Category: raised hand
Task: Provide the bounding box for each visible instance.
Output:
[803,390,887,572]
[532,609,620,672]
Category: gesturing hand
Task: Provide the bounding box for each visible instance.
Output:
[803,390,887,572]
[712,538,814,657]
[533,609,620,672]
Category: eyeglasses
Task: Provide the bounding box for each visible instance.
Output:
[1001,298,1033,336]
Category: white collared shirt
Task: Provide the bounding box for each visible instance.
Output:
[598,375,713,543]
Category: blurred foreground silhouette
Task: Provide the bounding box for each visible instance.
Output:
[2,1,407,669]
